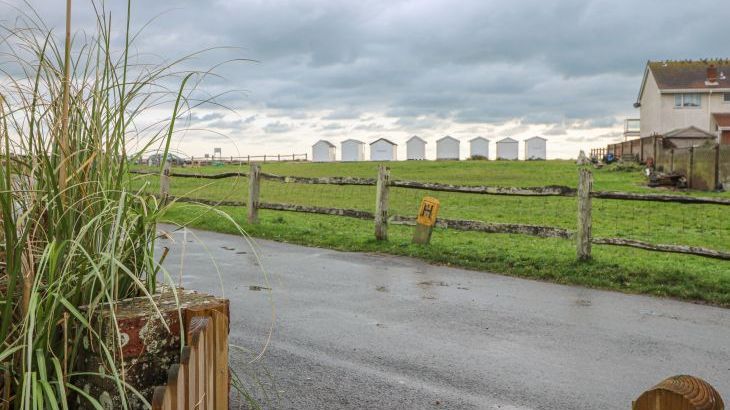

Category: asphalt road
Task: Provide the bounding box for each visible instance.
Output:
[158,225,730,409]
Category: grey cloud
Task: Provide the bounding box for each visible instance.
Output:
[4,0,729,155]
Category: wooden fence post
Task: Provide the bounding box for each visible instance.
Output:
[160,161,171,205]
[248,163,261,224]
[688,146,694,189]
[577,168,592,261]
[374,164,390,241]
[715,143,721,190]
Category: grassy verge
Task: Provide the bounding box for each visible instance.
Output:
[134,160,730,306]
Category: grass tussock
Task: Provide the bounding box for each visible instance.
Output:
[0,1,231,407]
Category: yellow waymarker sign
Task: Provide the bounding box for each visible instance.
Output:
[413,196,440,244]
[416,196,440,226]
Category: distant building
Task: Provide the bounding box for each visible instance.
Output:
[524,136,547,160]
[634,59,730,143]
[370,138,398,161]
[496,137,518,160]
[312,140,336,162]
[406,136,427,160]
[341,139,365,161]
[469,137,489,159]
[436,136,460,160]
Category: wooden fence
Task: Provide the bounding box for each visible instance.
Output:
[603,137,730,190]
[189,153,307,166]
[134,164,730,262]
[151,308,229,410]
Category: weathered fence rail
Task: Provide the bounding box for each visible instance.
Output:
[147,163,730,262]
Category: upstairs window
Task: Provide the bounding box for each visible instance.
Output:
[674,93,701,108]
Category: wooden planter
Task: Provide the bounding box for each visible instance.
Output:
[73,289,229,409]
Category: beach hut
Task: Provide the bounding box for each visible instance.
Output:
[406,136,427,160]
[312,140,336,162]
[341,139,365,161]
[469,137,489,159]
[496,137,518,160]
[436,136,460,160]
[524,136,547,160]
[369,138,398,161]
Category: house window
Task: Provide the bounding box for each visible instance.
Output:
[724,93,730,103]
[674,93,701,108]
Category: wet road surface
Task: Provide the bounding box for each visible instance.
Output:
[158,225,730,409]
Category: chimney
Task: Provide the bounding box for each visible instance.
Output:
[707,64,719,84]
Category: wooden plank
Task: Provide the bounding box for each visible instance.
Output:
[593,237,730,260]
[390,179,577,197]
[151,386,166,410]
[247,163,261,224]
[391,216,573,239]
[205,317,215,409]
[577,169,592,261]
[166,364,180,410]
[180,347,191,410]
[258,202,374,220]
[375,165,390,241]
[260,173,376,186]
[131,170,249,179]
[213,310,229,410]
[591,191,730,205]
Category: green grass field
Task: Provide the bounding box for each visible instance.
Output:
[132,160,730,306]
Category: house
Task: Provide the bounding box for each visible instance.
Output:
[436,136,460,160]
[524,136,547,160]
[634,59,730,143]
[370,138,398,161]
[341,139,365,161]
[406,136,427,160]
[496,137,518,160]
[469,137,489,159]
[312,140,336,162]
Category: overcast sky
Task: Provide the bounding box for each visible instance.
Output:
[2,0,729,159]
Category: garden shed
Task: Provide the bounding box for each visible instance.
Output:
[312,140,336,162]
[341,139,365,161]
[496,137,519,160]
[406,136,427,160]
[524,136,547,160]
[436,136,460,160]
[370,138,398,161]
[469,137,489,159]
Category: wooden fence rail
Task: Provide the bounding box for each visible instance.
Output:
[151,310,229,410]
[150,164,730,262]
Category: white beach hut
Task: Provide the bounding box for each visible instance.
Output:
[524,136,547,160]
[312,140,336,162]
[341,139,365,162]
[406,136,427,160]
[469,137,489,159]
[436,136,460,160]
[496,137,519,160]
[369,138,398,161]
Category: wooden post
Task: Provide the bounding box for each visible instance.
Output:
[374,164,390,241]
[688,146,694,189]
[715,143,721,190]
[577,169,592,261]
[412,197,440,244]
[160,161,171,205]
[248,163,260,224]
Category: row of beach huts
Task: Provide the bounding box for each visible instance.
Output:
[311,136,547,162]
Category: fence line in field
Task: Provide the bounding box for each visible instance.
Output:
[148,163,730,261]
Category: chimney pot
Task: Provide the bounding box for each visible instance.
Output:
[707,64,719,83]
